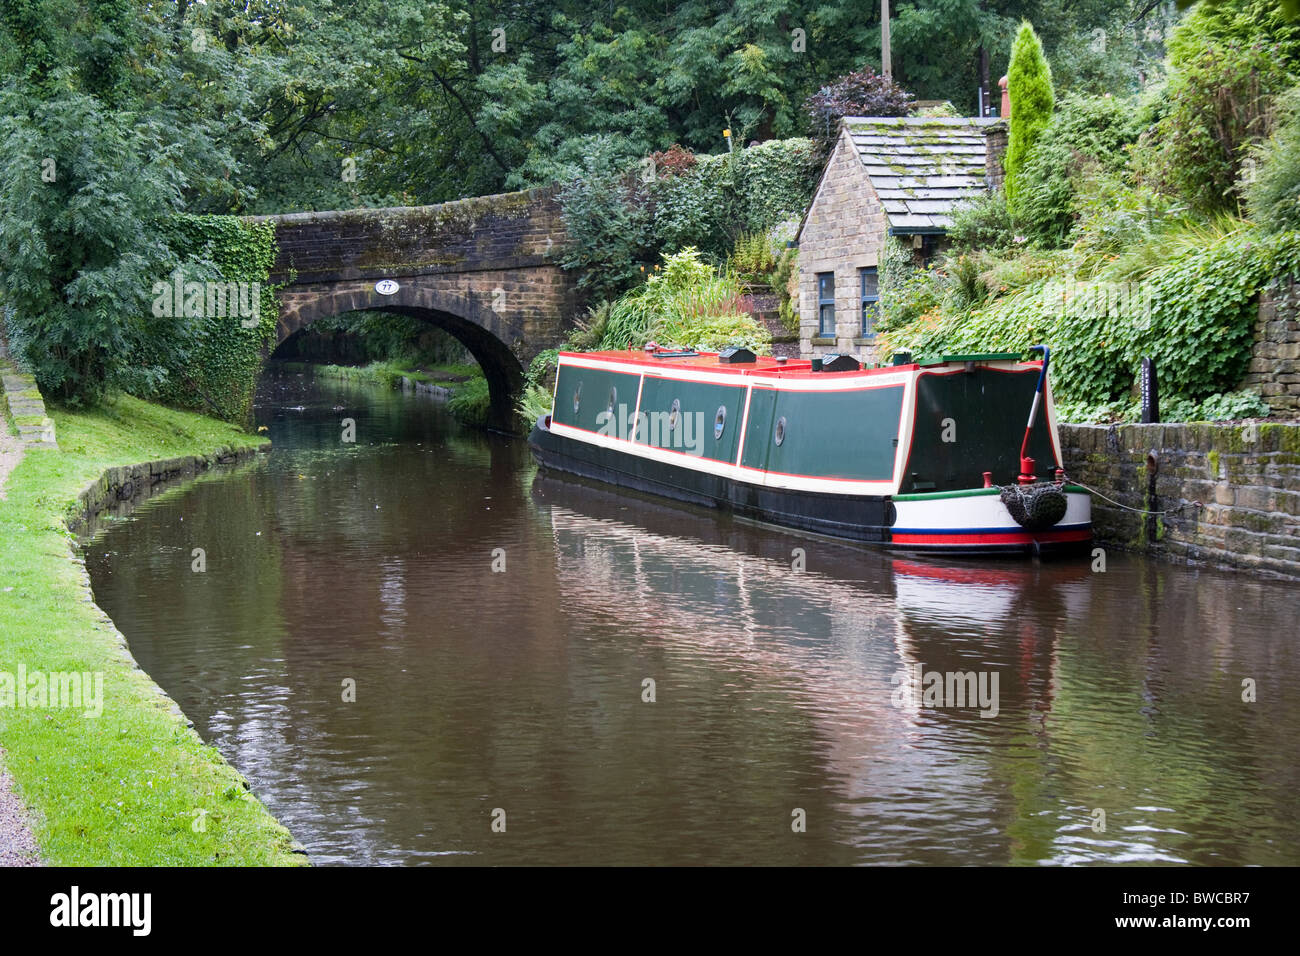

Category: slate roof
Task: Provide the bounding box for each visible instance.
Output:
[842,116,1000,231]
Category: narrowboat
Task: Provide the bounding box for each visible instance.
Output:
[527,344,1091,556]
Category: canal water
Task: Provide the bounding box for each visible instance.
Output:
[84,368,1300,866]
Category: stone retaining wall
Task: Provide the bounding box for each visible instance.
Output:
[1240,275,1300,416]
[70,444,268,535]
[1061,422,1300,580]
[0,347,56,449]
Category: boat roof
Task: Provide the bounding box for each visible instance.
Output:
[558,348,1035,379]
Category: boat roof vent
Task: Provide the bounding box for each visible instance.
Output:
[717,346,756,364]
[821,353,861,372]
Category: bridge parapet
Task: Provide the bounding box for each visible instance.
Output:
[248,187,566,284]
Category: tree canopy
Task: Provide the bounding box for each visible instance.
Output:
[1,0,1178,213]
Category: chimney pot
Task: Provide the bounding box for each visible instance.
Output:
[999,75,1010,119]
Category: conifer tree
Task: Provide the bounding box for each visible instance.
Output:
[1004,22,1055,209]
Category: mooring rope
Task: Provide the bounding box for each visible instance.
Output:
[1060,476,1186,516]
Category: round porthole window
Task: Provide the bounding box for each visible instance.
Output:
[668,398,681,431]
[607,386,617,414]
[714,405,726,440]
[573,380,582,414]
[774,416,787,446]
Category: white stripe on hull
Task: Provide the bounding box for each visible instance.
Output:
[892,491,1091,533]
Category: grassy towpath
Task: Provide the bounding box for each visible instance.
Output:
[0,394,305,865]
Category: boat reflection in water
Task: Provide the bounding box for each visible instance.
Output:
[531,470,1291,865]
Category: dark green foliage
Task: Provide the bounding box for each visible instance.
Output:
[947,191,1019,254]
[0,86,189,404]
[447,375,493,427]
[883,228,1300,409]
[1156,42,1293,215]
[560,137,817,299]
[0,0,58,86]
[145,215,279,422]
[1167,0,1300,66]
[1016,93,1144,246]
[1005,23,1056,208]
[297,312,472,367]
[556,136,655,302]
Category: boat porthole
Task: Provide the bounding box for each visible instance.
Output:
[668,398,681,431]
[607,386,617,414]
[774,416,786,446]
[573,380,582,414]
[714,405,726,440]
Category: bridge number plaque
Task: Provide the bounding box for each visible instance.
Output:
[375,279,400,295]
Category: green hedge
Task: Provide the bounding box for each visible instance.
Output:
[651,138,818,260]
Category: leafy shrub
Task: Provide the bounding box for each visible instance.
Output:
[557,135,653,301]
[651,156,736,258]
[1166,0,1300,70]
[525,348,559,391]
[447,375,492,427]
[728,231,776,280]
[650,138,817,261]
[1015,93,1144,246]
[1158,395,1203,423]
[0,87,189,404]
[944,254,992,312]
[1054,389,1270,424]
[649,144,698,177]
[517,350,558,425]
[879,268,946,330]
[1067,172,1181,275]
[804,67,912,153]
[1154,40,1291,216]
[596,247,770,353]
[1005,23,1056,210]
[772,246,799,334]
[947,191,1018,254]
[1197,389,1271,419]
[1247,85,1300,232]
[515,384,554,426]
[566,302,610,350]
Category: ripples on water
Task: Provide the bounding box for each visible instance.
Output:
[83,368,1300,865]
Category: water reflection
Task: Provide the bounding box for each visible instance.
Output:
[83,369,1300,866]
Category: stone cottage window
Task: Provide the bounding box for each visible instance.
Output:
[860,267,880,337]
[817,273,835,336]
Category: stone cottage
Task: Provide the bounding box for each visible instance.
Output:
[795,116,1006,362]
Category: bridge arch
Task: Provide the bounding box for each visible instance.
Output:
[249,188,579,430]
[276,283,526,429]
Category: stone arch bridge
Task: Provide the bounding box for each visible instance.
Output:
[248,187,578,428]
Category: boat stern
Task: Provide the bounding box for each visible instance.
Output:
[888,484,1092,556]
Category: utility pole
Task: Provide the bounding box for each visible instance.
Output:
[881,0,892,79]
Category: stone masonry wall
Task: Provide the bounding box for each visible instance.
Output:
[1240,275,1300,416]
[1061,422,1300,580]
[251,187,565,285]
[798,127,887,360]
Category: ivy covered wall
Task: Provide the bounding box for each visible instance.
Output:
[148,215,280,423]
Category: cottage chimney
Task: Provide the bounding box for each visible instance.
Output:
[984,120,1009,191]
[999,75,1010,119]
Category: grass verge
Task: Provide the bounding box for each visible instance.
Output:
[303,360,480,389]
[0,394,306,865]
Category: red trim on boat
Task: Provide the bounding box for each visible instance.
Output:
[890,528,1092,547]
